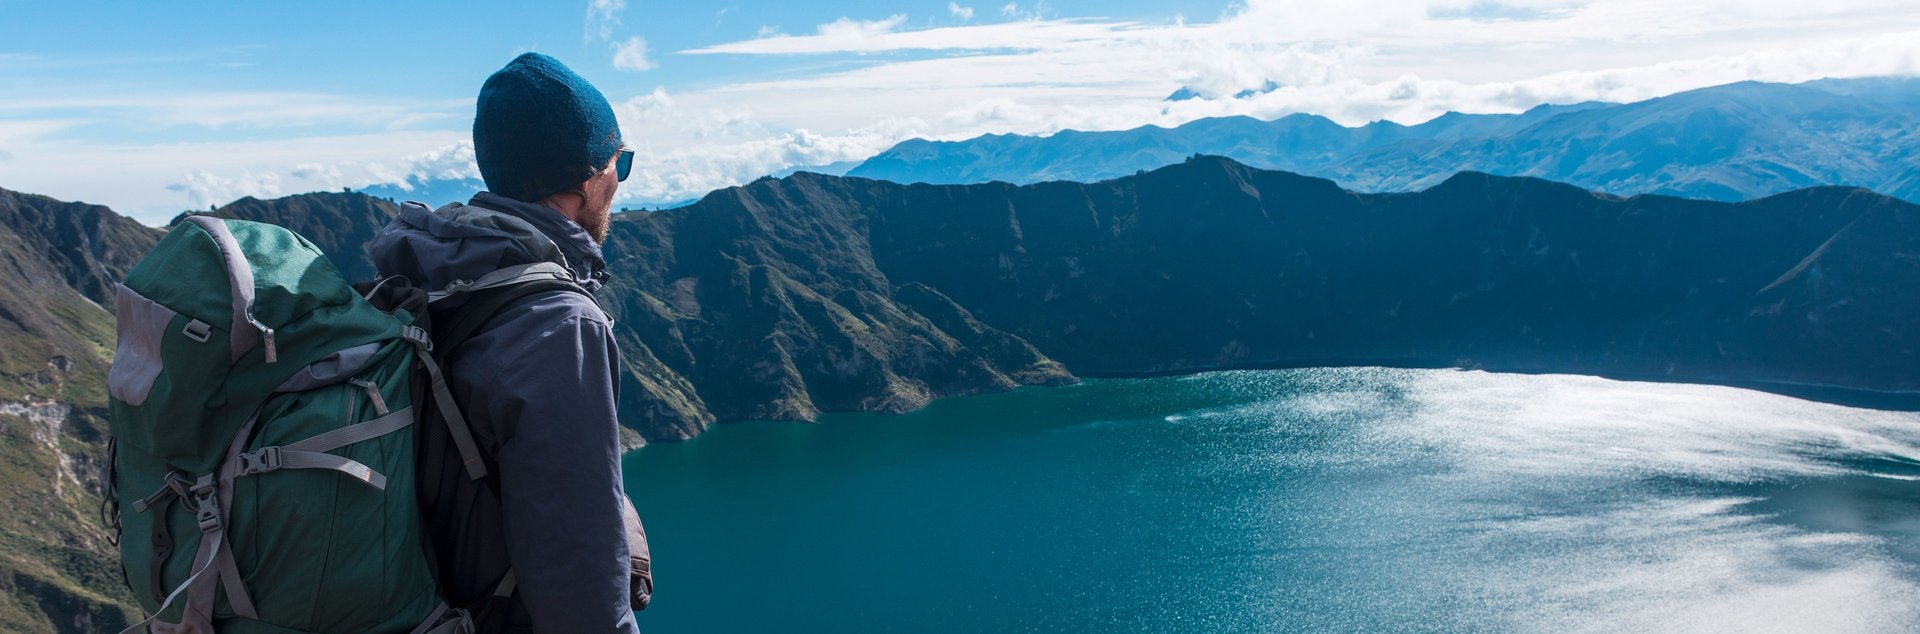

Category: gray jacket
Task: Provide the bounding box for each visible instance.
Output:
[370,192,638,634]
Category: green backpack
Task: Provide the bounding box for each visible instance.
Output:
[104,215,529,633]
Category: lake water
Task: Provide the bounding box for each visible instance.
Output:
[623,368,1920,633]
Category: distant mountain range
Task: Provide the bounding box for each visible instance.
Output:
[850,78,1920,204]
[4,156,1918,629]
[360,177,702,214]
[357,176,487,210]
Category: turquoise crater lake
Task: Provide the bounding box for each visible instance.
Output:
[624,368,1920,633]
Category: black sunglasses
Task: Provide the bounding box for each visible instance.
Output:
[615,148,634,182]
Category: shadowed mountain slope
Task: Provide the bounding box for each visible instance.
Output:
[680,157,1917,393]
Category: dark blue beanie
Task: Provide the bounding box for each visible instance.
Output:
[474,53,622,202]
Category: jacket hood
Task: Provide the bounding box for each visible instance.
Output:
[369,192,610,295]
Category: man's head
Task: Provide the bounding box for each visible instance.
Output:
[473,52,625,241]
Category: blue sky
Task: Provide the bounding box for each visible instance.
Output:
[3,0,1918,223]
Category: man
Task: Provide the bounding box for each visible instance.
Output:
[369,52,644,633]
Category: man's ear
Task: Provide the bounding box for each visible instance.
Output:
[538,180,595,215]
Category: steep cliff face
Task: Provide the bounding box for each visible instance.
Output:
[664,158,1917,394]
[600,181,1076,440]
[0,188,154,632]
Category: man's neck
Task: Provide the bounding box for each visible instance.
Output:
[538,194,589,230]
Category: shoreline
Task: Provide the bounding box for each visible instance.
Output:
[641,360,1920,446]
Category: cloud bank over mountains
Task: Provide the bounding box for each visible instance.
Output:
[3,0,1917,223]
[586,0,1920,215]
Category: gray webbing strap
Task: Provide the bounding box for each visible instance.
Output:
[426,262,573,303]
[494,570,517,598]
[213,541,254,619]
[188,419,261,626]
[417,616,473,634]
[119,536,218,634]
[351,379,391,415]
[267,450,389,489]
[406,601,473,634]
[232,407,415,490]
[285,407,413,453]
[405,331,489,481]
[125,415,262,633]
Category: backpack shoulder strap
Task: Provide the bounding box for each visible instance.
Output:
[426,262,575,303]
[433,277,598,355]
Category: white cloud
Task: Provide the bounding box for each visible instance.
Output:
[618,87,675,123]
[0,91,457,130]
[613,36,657,71]
[289,162,342,183]
[949,2,975,20]
[816,14,909,44]
[999,2,1048,20]
[726,14,914,54]
[688,18,1136,56]
[0,127,468,223]
[585,0,625,42]
[682,0,1920,126]
[168,170,283,208]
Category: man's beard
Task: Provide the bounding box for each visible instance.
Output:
[585,206,612,244]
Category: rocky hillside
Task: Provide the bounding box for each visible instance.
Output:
[0,188,154,632]
[601,187,1077,441]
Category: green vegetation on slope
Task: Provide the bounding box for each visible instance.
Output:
[0,188,153,632]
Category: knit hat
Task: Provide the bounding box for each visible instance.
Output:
[473,53,622,202]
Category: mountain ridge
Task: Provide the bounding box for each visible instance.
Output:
[729,156,1917,394]
[849,77,1920,204]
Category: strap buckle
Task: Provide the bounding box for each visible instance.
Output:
[182,320,212,343]
[403,326,433,351]
[132,471,194,513]
[237,446,282,476]
[191,487,221,533]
